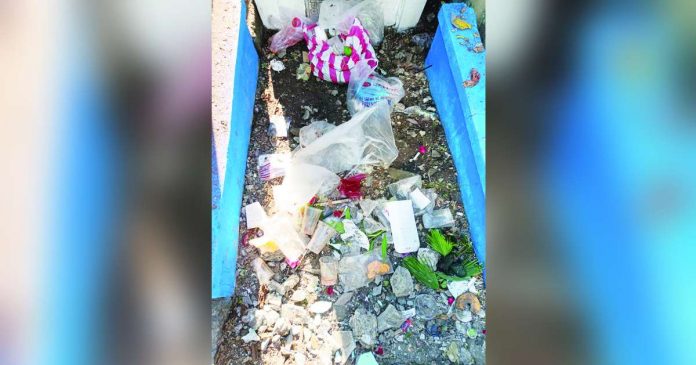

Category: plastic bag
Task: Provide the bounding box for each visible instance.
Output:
[260,213,308,263]
[273,162,340,212]
[269,16,308,53]
[347,61,404,115]
[293,102,398,173]
[336,0,384,45]
[299,120,336,147]
[322,0,384,45]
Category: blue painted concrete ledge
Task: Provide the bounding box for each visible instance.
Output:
[425,4,486,267]
[212,1,259,298]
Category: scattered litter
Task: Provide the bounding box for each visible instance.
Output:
[319,255,339,285]
[244,202,268,229]
[409,188,431,210]
[299,120,335,147]
[338,173,367,199]
[412,33,433,48]
[455,292,482,314]
[293,102,398,173]
[387,175,422,200]
[308,221,338,254]
[257,153,291,181]
[384,200,420,253]
[252,257,275,285]
[422,208,455,228]
[301,206,323,235]
[296,63,311,81]
[341,220,370,250]
[269,16,307,53]
[270,59,286,72]
[347,61,405,115]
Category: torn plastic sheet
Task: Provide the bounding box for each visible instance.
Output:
[293,102,398,173]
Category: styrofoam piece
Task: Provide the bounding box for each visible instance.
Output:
[245,202,268,229]
[383,200,420,253]
[409,188,431,210]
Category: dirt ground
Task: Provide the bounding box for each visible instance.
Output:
[214,2,486,364]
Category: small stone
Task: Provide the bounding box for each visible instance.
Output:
[331,90,338,96]
[241,329,260,343]
[431,150,442,158]
[291,289,308,302]
[309,301,333,314]
[371,285,382,296]
[273,317,291,336]
[419,130,426,136]
[390,266,414,298]
[446,342,460,363]
[265,293,282,311]
[282,274,300,293]
[295,352,307,365]
[334,292,354,320]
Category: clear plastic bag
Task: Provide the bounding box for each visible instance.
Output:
[347,61,405,115]
[269,15,308,53]
[299,120,336,147]
[273,162,340,212]
[332,0,384,45]
[293,102,398,173]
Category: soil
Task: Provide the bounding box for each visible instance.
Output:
[214,2,486,364]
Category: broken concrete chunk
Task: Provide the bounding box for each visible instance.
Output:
[333,292,354,320]
[332,331,356,365]
[377,304,405,333]
[390,266,414,297]
[349,308,378,347]
[387,175,422,199]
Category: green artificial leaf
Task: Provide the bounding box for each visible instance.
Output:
[381,233,388,261]
[344,207,351,219]
[325,220,345,234]
[402,256,440,290]
[427,229,454,256]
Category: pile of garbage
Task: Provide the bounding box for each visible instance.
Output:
[228,2,485,364]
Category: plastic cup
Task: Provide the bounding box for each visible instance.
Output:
[307,221,337,254]
[319,256,339,286]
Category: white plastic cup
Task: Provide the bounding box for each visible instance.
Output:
[319,256,339,286]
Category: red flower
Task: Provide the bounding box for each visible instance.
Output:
[326,286,334,295]
[333,210,343,217]
[308,195,318,205]
[374,346,384,356]
[447,297,455,306]
[338,173,367,200]
[482,329,487,335]
[418,145,427,154]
